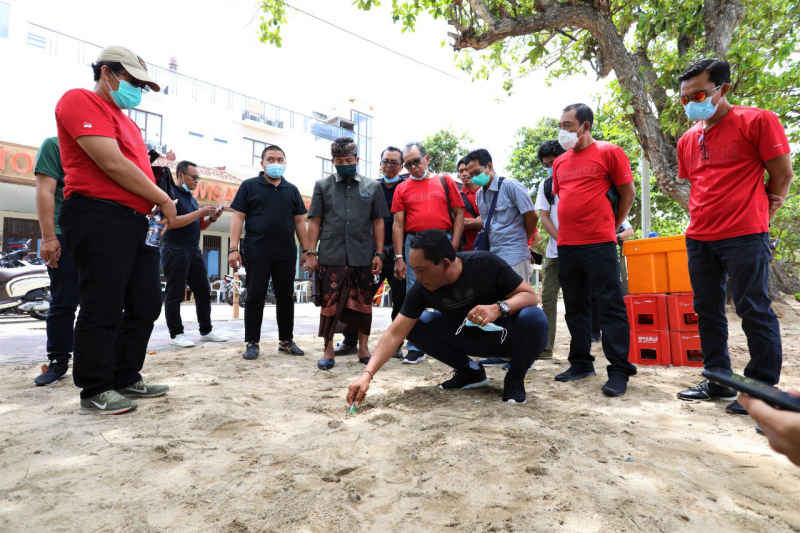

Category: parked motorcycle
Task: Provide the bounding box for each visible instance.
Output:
[0,241,51,320]
[221,274,248,307]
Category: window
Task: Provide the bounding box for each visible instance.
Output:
[126,109,163,152]
[352,110,374,178]
[318,156,334,180]
[244,137,267,169]
[0,2,9,38]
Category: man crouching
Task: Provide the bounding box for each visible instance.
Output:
[347,229,547,405]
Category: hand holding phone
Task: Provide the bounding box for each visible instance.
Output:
[702,370,800,412]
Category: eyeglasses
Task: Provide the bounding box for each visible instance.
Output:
[680,85,721,106]
[381,159,401,166]
[111,70,151,92]
[403,158,423,170]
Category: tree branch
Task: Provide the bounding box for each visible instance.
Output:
[703,0,744,56]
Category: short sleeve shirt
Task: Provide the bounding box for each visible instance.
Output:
[308,174,389,267]
[552,141,633,246]
[391,174,465,233]
[55,89,156,214]
[476,176,535,266]
[230,174,307,261]
[461,186,480,251]
[534,179,559,259]
[163,185,201,249]
[677,106,790,241]
[34,137,65,235]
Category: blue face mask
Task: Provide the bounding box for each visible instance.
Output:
[471,172,490,187]
[265,164,285,178]
[410,168,428,181]
[683,97,718,121]
[546,167,553,177]
[456,318,508,344]
[182,183,191,192]
[381,173,400,184]
[109,75,143,109]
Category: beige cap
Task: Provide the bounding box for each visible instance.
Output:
[96,45,160,92]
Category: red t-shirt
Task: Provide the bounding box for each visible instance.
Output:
[461,185,480,250]
[677,106,790,241]
[552,141,633,246]
[391,174,465,233]
[56,89,156,214]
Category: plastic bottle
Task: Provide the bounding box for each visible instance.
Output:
[647,232,659,238]
[145,211,163,247]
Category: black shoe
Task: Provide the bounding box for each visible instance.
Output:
[402,350,427,365]
[554,366,596,382]
[478,357,509,367]
[502,373,526,404]
[677,379,737,401]
[359,355,370,365]
[726,399,748,415]
[242,343,260,360]
[278,341,304,356]
[34,358,69,386]
[602,373,628,397]
[334,341,358,356]
[317,358,335,370]
[439,366,489,390]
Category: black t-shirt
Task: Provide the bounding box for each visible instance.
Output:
[400,251,522,321]
[380,178,404,248]
[163,185,201,249]
[230,173,307,261]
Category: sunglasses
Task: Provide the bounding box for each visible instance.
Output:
[680,85,721,106]
[403,158,424,170]
[110,70,151,92]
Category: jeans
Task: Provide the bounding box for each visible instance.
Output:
[686,233,781,384]
[60,195,162,399]
[343,254,406,345]
[45,234,79,360]
[243,254,295,343]
[407,306,548,379]
[558,242,636,377]
[162,246,212,338]
[540,257,560,356]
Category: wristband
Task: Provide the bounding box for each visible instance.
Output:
[303,249,317,256]
[394,254,403,260]
[375,252,384,259]
[228,249,239,254]
[362,369,374,379]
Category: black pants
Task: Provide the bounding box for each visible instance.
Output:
[243,254,295,343]
[558,242,636,377]
[687,233,782,384]
[61,195,162,399]
[342,257,405,345]
[46,234,79,360]
[162,246,212,338]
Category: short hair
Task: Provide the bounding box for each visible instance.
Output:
[381,146,403,161]
[91,61,124,81]
[261,144,286,159]
[409,230,456,264]
[331,137,358,158]
[176,160,196,176]
[403,142,427,157]
[456,156,469,169]
[563,103,594,127]
[678,58,731,86]
[537,140,566,163]
[463,148,493,167]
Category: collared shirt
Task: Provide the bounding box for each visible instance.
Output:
[230,173,307,261]
[379,177,405,249]
[460,184,480,251]
[390,174,464,233]
[34,137,65,235]
[476,175,535,266]
[163,185,201,249]
[308,173,389,266]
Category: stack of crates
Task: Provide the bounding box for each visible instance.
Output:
[622,235,703,367]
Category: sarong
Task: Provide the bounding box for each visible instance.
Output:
[317,265,376,346]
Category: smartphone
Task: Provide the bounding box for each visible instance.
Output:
[702,370,800,412]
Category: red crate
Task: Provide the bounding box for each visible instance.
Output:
[667,293,699,332]
[670,330,704,367]
[629,328,671,366]
[624,294,669,331]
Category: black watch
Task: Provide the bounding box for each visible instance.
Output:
[375,251,384,260]
[497,301,510,318]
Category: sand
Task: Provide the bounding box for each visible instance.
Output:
[2,298,800,532]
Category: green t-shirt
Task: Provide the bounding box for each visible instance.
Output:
[34,137,65,235]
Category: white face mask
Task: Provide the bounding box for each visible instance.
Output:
[558,129,579,151]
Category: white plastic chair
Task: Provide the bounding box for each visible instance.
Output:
[210,280,224,304]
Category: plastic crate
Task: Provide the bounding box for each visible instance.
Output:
[623,235,692,294]
[667,292,699,332]
[629,329,671,366]
[624,294,669,331]
[670,330,704,367]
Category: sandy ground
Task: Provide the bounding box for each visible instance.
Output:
[2,298,800,532]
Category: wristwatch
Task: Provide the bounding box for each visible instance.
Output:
[375,251,384,260]
[496,301,510,318]
[394,254,404,261]
[303,249,317,256]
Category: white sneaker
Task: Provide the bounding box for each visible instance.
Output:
[170,334,196,348]
[200,331,229,342]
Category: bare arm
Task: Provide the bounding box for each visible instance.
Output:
[466,280,540,327]
[614,182,635,230]
[450,206,464,249]
[35,176,58,240]
[523,211,539,239]
[539,210,558,240]
[294,214,308,251]
[392,211,405,254]
[306,216,321,250]
[765,153,794,218]
[171,206,215,230]
[463,215,483,230]
[228,209,245,271]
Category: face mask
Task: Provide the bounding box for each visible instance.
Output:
[109,75,142,109]
[182,183,191,192]
[381,173,400,184]
[471,172,490,187]
[684,98,718,121]
[558,129,579,151]
[410,168,428,181]
[336,164,357,179]
[546,167,553,177]
[455,318,508,344]
[265,164,285,178]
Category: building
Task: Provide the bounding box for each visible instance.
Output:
[0,1,375,281]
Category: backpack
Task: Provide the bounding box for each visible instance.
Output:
[542,177,555,205]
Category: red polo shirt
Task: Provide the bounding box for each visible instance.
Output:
[677,106,790,241]
[552,141,633,246]
[461,184,480,250]
[391,174,464,233]
[56,89,156,214]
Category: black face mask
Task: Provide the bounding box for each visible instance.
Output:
[336,164,357,179]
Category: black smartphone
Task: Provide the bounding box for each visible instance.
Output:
[702,370,800,412]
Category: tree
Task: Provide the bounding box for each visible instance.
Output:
[507,117,558,190]
[421,129,473,174]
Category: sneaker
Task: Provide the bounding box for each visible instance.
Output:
[554,366,596,382]
[200,331,228,342]
[402,350,427,364]
[334,341,358,356]
[478,357,509,367]
[317,358,335,370]
[726,399,748,415]
[80,390,137,415]
[117,380,169,398]
[279,341,304,356]
[170,334,196,348]
[34,358,69,386]
[243,343,260,360]
[439,366,489,390]
[677,379,737,401]
[601,373,628,397]
[502,373,526,404]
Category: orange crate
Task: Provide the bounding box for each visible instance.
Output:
[667,293,698,332]
[622,235,692,294]
[624,294,669,330]
[670,330,704,367]
[629,328,671,366]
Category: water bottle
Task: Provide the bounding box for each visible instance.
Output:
[647,232,659,238]
[145,211,163,247]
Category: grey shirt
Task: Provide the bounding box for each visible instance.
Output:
[309,173,389,266]
[476,175,535,266]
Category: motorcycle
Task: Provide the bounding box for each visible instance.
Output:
[220,274,248,307]
[0,240,51,320]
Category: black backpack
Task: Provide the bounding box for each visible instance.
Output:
[542,177,555,205]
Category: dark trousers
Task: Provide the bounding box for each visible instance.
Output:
[162,246,212,338]
[407,306,548,379]
[243,255,294,343]
[46,234,79,359]
[558,242,636,377]
[686,233,782,384]
[343,257,405,344]
[61,195,162,399]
